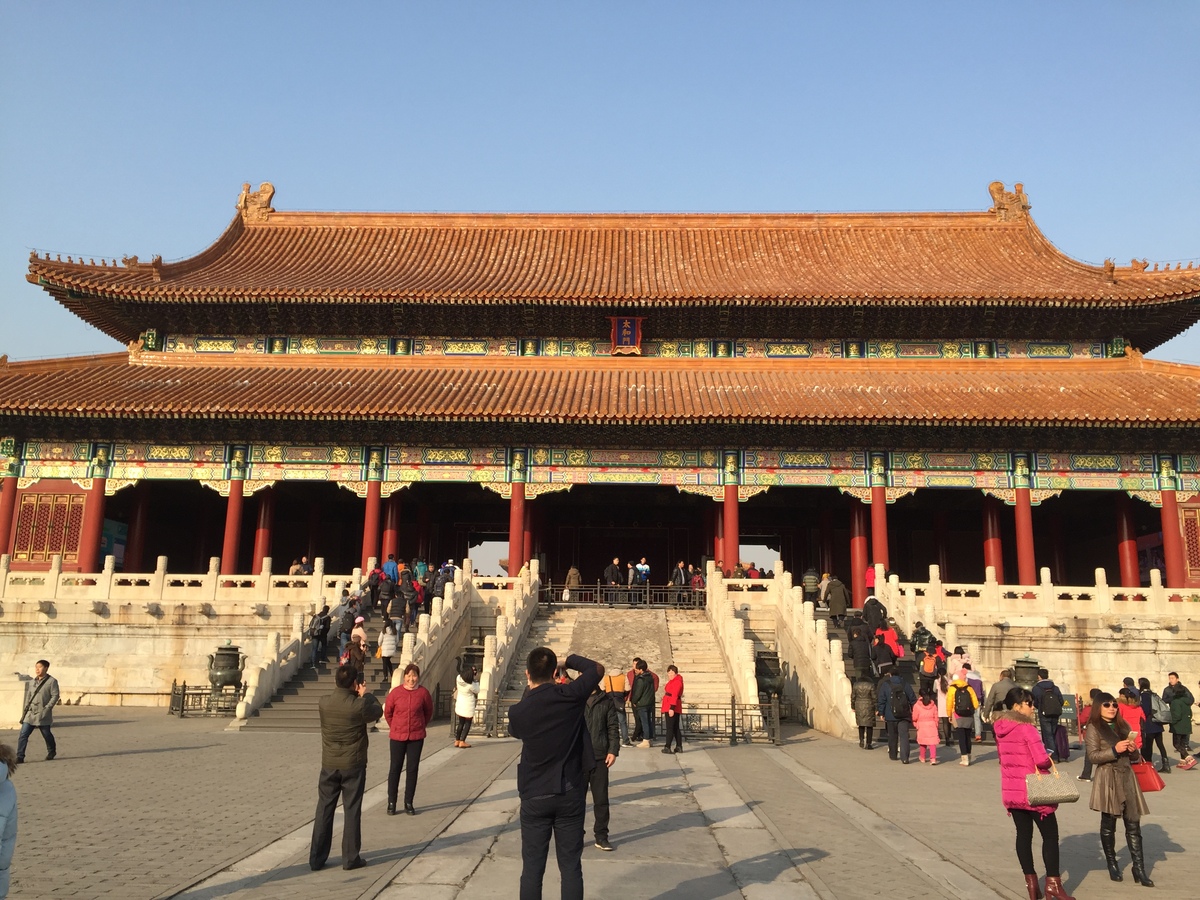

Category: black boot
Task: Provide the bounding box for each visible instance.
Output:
[1125,818,1154,887]
[1100,813,1122,881]
[1158,757,1170,774]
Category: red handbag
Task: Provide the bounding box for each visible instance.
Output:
[1131,759,1165,793]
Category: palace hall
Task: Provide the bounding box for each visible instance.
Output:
[1,181,1198,602]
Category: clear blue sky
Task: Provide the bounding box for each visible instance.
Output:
[2,1,1197,362]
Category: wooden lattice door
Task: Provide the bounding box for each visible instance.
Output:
[11,492,86,564]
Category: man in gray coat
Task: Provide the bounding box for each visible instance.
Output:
[18,659,59,763]
[983,669,1019,737]
[310,664,383,871]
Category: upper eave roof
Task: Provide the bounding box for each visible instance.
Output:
[27,185,1200,314]
[2,349,1198,429]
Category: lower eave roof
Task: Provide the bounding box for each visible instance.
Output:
[1,352,1198,429]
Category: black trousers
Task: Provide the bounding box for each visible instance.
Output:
[310,765,366,869]
[588,761,610,841]
[1010,808,1060,876]
[520,782,587,900]
[388,738,424,806]
[956,726,973,757]
[1141,732,1168,765]
[886,720,910,760]
[857,725,875,746]
[1172,732,1190,756]
[663,711,683,751]
[455,714,473,742]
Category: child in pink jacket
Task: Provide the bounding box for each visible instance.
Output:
[913,686,941,764]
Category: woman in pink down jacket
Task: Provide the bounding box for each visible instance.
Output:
[993,687,1073,900]
[383,663,433,816]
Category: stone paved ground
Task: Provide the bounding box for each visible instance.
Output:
[3,708,1197,899]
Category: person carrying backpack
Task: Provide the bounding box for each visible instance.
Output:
[876,671,915,763]
[1031,669,1065,761]
[917,646,944,692]
[308,605,331,668]
[366,566,383,610]
[1137,677,1171,773]
[948,669,980,765]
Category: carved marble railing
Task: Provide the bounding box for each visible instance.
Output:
[393,559,475,690]
[879,564,1196,640]
[770,563,856,740]
[0,553,359,615]
[703,566,761,705]
[475,560,541,731]
[237,617,305,719]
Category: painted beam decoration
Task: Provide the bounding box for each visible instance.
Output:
[154,333,1129,361]
[7,442,1197,500]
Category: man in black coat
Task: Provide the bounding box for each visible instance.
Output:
[508,648,604,900]
[584,684,620,851]
[862,594,888,634]
[602,557,622,605]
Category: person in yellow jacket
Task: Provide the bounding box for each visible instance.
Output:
[947,670,980,766]
[603,670,631,746]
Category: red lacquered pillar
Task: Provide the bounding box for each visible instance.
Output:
[1014,486,1036,585]
[819,507,834,576]
[508,483,526,576]
[850,499,869,608]
[982,494,1005,583]
[252,486,275,575]
[0,475,16,557]
[1115,492,1140,588]
[722,484,739,572]
[220,478,245,576]
[869,485,890,571]
[1160,488,1187,589]
[361,480,381,574]
[933,509,950,581]
[78,477,108,573]
[382,493,401,563]
[124,482,150,573]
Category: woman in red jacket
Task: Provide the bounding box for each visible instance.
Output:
[383,663,433,815]
[661,665,684,754]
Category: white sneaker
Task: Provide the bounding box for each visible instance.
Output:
[960,756,970,766]
[638,740,650,749]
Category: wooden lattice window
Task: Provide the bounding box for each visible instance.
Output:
[12,493,86,564]
[1183,507,1200,582]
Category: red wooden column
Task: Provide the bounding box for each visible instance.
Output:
[869,487,890,571]
[78,476,108,573]
[850,498,869,608]
[124,482,151,573]
[0,474,18,557]
[252,487,275,575]
[522,502,534,572]
[1047,511,1066,583]
[982,494,1005,583]
[933,509,950,581]
[508,483,526,576]
[1014,488,1036,585]
[381,493,401,563]
[361,480,382,573]
[818,507,834,575]
[712,503,724,571]
[417,504,431,562]
[1160,487,1187,589]
[220,479,245,576]
[722,484,739,572]
[1115,492,1140,588]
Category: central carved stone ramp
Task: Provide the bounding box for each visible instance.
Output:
[664,608,737,709]
[499,607,581,704]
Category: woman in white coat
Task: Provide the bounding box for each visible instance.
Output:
[454,658,480,748]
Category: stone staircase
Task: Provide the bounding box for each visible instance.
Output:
[240,636,394,734]
[665,609,737,710]
[498,607,581,706]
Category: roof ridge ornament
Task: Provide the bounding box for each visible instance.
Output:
[237,181,275,222]
[987,181,1031,222]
